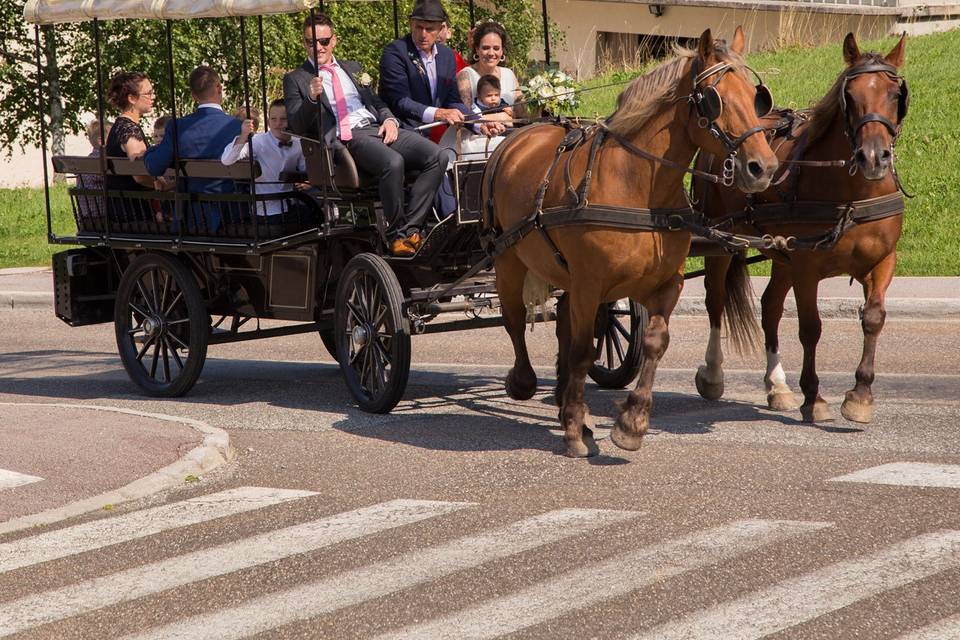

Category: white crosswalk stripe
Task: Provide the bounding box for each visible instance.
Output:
[830,462,960,489]
[378,519,831,640]
[631,530,960,640]
[0,468,43,490]
[894,614,960,639]
[0,486,317,574]
[120,508,642,640]
[0,499,471,638]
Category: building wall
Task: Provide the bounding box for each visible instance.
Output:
[545,1,896,78]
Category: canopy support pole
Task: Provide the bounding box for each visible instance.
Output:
[239,17,259,246]
[35,25,53,241]
[541,0,551,67]
[257,16,268,126]
[393,0,399,40]
[90,19,109,238]
[468,0,475,28]
[165,19,183,242]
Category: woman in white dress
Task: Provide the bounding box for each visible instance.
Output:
[440,20,519,160]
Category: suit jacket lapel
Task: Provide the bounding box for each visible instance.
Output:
[302,59,335,118]
[405,36,432,102]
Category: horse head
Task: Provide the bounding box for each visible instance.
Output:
[839,32,908,180]
[688,27,778,193]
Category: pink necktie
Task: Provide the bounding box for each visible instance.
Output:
[320,63,352,142]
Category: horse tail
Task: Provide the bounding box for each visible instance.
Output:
[722,252,761,356]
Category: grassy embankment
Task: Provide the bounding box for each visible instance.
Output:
[574,28,960,276]
[1,30,957,273]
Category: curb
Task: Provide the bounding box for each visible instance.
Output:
[0,402,235,537]
[2,291,52,310]
[2,290,958,320]
[673,297,960,320]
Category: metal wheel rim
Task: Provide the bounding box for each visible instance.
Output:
[593,300,634,373]
[123,266,191,385]
[344,271,395,399]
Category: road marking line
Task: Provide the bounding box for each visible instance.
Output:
[0,499,471,637]
[895,614,960,639]
[830,462,960,489]
[0,486,316,574]
[0,469,43,490]
[631,530,960,640]
[120,508,642,640]
[378,519,831,640]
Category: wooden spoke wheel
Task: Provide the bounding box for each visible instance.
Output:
[334,253,411,413]
[587,299,647,389]
[319,328,338,362]
[114,252,208,397]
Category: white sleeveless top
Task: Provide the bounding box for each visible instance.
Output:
[460,65,519,105]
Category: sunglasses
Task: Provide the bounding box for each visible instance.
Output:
[304,37,333,47]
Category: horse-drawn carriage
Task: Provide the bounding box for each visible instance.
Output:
[27,0,908,455]
[29,0,649,415]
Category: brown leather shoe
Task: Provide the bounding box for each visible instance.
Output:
[390,237,415,257]
[406,232,422,249]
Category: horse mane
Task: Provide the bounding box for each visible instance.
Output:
[804,51,888,147]
[608,42,746,137]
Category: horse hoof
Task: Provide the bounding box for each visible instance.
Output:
[800,401,834,423]
[565,433,599,458]
[610,425,643,451]
[695,366,724,401]
[505,368,537,401]
[768,392,800,412]
[841,398,874,424]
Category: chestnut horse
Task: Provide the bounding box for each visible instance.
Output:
[692,33,908,423]
[482,27,778,457]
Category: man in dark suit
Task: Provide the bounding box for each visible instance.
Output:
[378,0,471,133]
[284,13,444,256]
[144,66,242,232]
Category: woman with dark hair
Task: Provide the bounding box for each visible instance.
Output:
[104,71,159,222]
[456,20,520,109]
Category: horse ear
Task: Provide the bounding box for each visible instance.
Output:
[731,26,746,55]
[698,29,715,61]
[843,32,861,66]
[885,32,907,68]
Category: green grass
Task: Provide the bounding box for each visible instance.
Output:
[2,31,958,274]
[0,185,74,269]
[573,29,960,276]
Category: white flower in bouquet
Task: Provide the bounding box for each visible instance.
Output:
[522,70,580,115]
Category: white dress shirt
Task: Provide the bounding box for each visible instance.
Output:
[418,44,439,124]
[311,57,379,135]
[221,131,306,216]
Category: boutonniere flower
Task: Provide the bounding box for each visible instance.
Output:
[359,72,372,87]
[407,50,426,78]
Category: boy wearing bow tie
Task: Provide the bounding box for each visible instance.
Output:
[221,99,306,218]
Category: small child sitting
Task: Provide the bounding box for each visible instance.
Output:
[473,74,513,120]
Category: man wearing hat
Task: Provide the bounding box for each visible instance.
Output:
[378,0,471,133]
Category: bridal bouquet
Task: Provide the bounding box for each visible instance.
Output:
[521,69,580,115]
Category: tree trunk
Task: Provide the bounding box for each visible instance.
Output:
[42,25,66,183]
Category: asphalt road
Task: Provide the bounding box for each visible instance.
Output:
[1,306,959,639]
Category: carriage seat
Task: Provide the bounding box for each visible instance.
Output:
[298,138,425,193]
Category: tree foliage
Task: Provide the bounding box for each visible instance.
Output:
[1,0,556,155]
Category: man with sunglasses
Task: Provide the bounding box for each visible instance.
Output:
[283,13,444,256]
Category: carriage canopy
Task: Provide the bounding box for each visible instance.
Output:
[23,0,316,25]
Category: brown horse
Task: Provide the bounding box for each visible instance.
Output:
[483,27,779,457]
[692,33,908,424]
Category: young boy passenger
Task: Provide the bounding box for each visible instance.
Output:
[221,99,305,218]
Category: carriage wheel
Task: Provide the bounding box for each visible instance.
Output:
[588,299,647,389]
[319,329,338,362]
[115,252,209,397]
[335,253,411,413]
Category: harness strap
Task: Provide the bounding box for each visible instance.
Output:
[746,191,904,226]
[600,122,724,184]
[539,204,697,232]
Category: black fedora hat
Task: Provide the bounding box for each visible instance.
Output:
[409,0,448,22]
